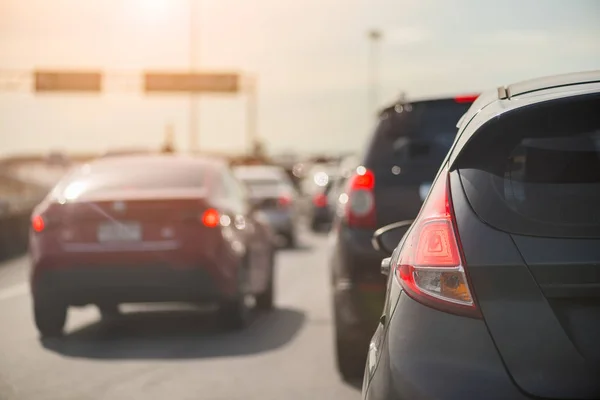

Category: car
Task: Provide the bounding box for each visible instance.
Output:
[299,161,340,218]
[29,155,276,338]
[329,93,479,380]
[233,164,300,248]
[310,156,359,232]
[363,70,600,399]
[309,176,340,232]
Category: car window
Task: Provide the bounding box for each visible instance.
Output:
[241,178,288,192]
[53,162,205,200]
[219,169,242,199]
[456,94,600,238]
[364,99,472,174]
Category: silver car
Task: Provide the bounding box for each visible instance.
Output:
[233,165,300,248]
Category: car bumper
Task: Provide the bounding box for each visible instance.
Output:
[363,292,532,400]
[33,264,227,306]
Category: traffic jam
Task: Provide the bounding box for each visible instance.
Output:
[8,71,597,399]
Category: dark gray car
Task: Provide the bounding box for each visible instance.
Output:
[363,71,600,399]
[329,93,478,380]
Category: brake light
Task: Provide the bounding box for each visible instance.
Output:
[344,166,376,229]
[395,170,480,318]
[278,195,292,208]
[454,94,479,104]
[32,215,45,232]
[202,208,220,228]
[313,193,327,207]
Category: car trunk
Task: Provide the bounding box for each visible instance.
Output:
[47,189,212,246]
[514,235,600,366]
[243,181,291,211]
[453,94,600,398]
[474,235,600,398]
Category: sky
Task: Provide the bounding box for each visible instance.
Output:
[0,0,599,157]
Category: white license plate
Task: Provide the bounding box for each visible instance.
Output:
[97,221,142,242]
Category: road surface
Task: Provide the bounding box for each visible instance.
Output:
[0,230,362,400]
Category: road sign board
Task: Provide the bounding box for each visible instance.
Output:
[34,71,102,92]
[144,72,239,93]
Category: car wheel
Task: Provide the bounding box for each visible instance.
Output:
[218,263,251,330]
[335,335,366,382]
[256,252,275,311]
[286,230,298,248]
[34,299,67,338]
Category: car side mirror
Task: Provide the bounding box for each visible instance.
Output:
[372,220,414,255]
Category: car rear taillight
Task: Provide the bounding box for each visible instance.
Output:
[395,170,480,318]
[202,208,220,228]
[31,215,45,233]
[313,193,327,208]
[278,195,292,208]
[454,94,479,103]
[344,166,376,229]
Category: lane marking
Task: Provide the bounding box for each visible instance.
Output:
[0,283,29,301]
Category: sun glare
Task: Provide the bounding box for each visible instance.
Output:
[134,0,171,20]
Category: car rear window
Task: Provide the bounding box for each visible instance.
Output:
[242,178,282,188]
[456,94,600,238]
[363,99,472,175]
[54,162,205,200]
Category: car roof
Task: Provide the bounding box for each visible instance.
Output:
[232,165,287,180]
[449,70,600,168]
[85,154,226,172]
[378,93,479,117]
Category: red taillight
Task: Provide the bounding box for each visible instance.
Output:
[394,171,480,318]
[202,208,220,228]
[278,195,292,208]
[454,94,479,104]
[344,166,376,229]
[32,215,45,232]
[313,193,328,208]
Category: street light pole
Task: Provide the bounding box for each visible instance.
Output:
[367,29,382,117]
[245,75,258,156]
[189,0,199,153]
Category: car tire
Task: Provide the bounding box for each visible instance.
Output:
[256,252,275,311]
[286,230,298,248]
[218,263,251,330]
[335,335,366,382]
[34,299,67,338]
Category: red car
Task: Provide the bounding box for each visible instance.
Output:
[29,155,276,337]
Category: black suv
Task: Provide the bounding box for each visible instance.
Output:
[329,94,478,379]
[363,71,600,399]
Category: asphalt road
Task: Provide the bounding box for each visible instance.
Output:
[0,230,362,400]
